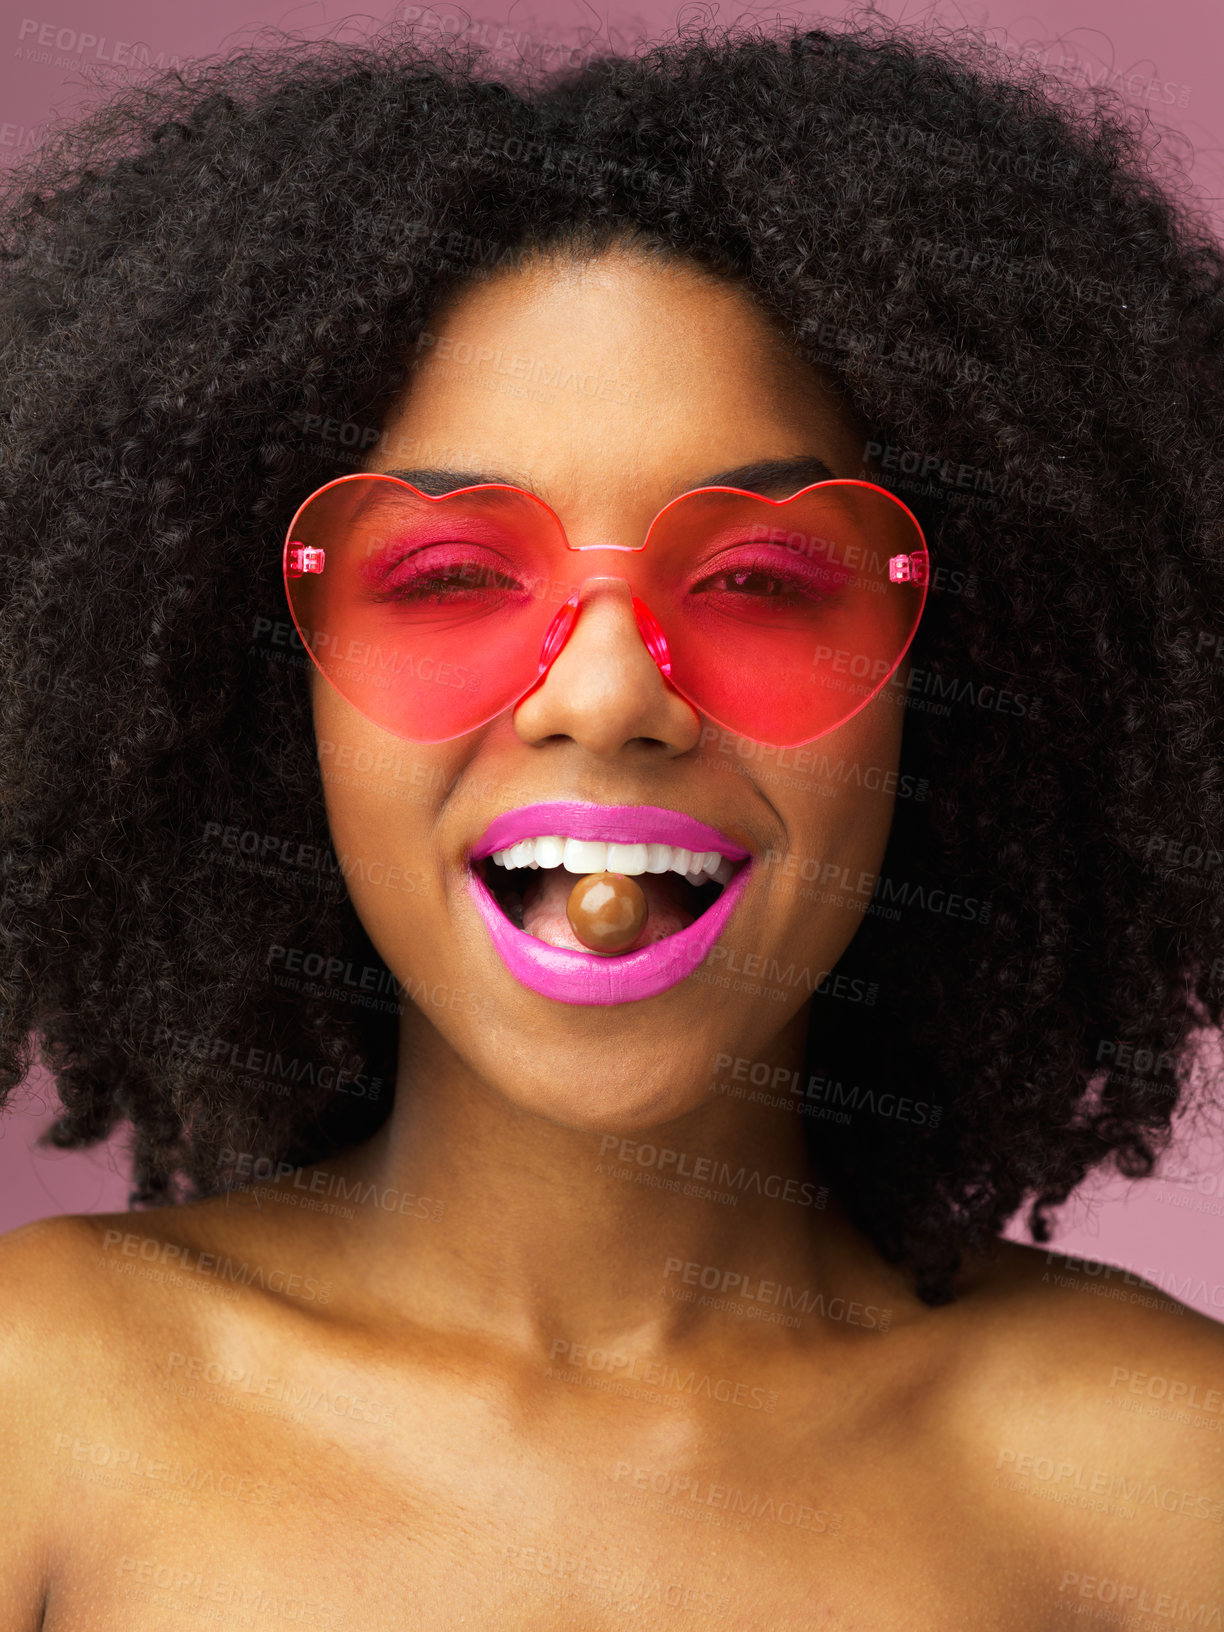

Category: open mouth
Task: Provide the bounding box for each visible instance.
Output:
[464,804,755,1005]
[475,839,743,953]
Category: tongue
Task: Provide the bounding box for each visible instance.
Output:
[521,868,697,952]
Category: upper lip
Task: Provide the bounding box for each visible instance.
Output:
[469,802,753,863]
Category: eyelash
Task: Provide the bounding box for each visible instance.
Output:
[369,544,527,605]
[367,540,848,610]
[687,548,846,606]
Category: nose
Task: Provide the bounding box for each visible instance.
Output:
[513,577,701,758]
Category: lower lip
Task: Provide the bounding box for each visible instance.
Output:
[466,863,753,1005]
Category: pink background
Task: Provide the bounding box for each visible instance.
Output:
[3,0,1223,1316]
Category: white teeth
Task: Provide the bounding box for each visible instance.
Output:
[534,835,565,869]
[486,835,741,884]
[562,838,608,873]
[606,842,649,873]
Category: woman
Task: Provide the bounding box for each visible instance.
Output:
[1,18,1222,1626]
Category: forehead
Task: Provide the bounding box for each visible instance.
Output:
[370,250,868,507]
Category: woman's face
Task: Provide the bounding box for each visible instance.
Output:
[311,247,907,1132]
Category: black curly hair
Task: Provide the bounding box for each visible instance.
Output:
[2,14,1223,1306]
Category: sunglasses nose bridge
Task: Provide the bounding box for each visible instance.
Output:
[536,575,672,679]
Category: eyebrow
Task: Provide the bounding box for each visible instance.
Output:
[378,454,838,502]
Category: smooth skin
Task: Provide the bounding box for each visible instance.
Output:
[1,244,1222,1630]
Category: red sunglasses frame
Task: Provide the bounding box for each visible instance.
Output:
[283,473,930,747]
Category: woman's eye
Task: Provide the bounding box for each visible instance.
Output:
[371,548,525,605]
[712,567,805,598]
[690,553,837,607]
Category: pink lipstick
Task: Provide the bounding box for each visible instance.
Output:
[466,802,753,1005]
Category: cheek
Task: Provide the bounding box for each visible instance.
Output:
[764,690,905,931]
[311,677,457,961]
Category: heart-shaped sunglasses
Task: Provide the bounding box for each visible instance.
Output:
[282,474,929,748]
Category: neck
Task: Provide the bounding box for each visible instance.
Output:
[314,1004,907,1359]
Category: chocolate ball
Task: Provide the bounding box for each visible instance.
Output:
[566,871,648,954]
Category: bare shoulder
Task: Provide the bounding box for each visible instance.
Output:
[0,1210,124,1419]
[971,1237,1224,1418]
[0,1209,204,1440]
[0,1205,232,1362]
[937,1237,1224,1604]
[0,1196,323,1625]
[0,1187,348,1426]
[0,1201,278,1492]
[0,1214,138,1629]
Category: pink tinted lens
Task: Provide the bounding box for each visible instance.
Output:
[282,474,577,743]
[636,481,927,747]
[282,474,928,748]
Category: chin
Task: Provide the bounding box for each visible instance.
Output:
[495,1055,705,1135]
